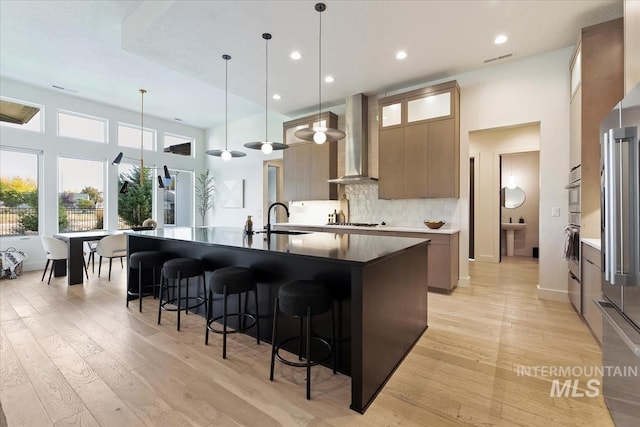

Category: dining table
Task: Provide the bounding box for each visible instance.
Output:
[53,230,124,285]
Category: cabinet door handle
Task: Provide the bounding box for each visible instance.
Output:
[585,258,596,266]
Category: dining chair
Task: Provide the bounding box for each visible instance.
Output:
[84,240,99,273]
[96,234,127,281]
[41,235,88,284]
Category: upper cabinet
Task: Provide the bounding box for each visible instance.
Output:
[625,0,640,94]
[378,80,460,199]
[571,18,624,239]
[282,112,338,201]
[569,47,582,170]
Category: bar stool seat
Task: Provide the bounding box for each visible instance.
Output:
[158,257,207,331]
[270,280,335,400]
[127,250,165,312]
[206,267,260,359]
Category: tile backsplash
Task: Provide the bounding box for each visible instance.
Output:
[345,183,459,227]
[288,200,340,224]
[288,183,459,227]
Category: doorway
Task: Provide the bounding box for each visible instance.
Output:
[469,123,541,264]
[262,159,284,226]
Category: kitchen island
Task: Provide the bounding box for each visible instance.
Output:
[127,227,428,413]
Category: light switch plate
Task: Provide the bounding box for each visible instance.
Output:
[551,207,560,217]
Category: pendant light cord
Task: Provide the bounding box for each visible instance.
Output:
[265,35,269,141]
[318,7,322,125]
[225,57,228,151]
[139,88,146,185]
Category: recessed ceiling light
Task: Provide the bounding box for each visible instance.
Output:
[272,94,281,100]
[324,75,334,83]
[494,34,508,45]
[396,50,408,60]
[290,51,302,60]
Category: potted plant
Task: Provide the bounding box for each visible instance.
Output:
[196,169,216,226]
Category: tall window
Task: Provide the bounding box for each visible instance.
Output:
[164,133,193,156]
[57,110,108,143]
[118,123,155,151]
[0,149,39,236]
[161,169,193,227]
[57,157,105,232]
[117,163,152,228]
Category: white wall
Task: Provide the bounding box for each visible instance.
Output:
[456,48,571,301]
[0,78,206,271]
[206,111,290,227]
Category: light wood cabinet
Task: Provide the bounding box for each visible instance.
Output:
[274,223,459,293]
[282,112,338,201]
[378,80,460,200]
[581,242,602,345]
[569,47,582,170]
[571,18,624,239]
[396,232,459,293]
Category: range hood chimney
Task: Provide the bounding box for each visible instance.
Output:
[328,93,377,183]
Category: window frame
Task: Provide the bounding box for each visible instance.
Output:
[0,146,42,238]
[163,132,194,157]
[117,122,157,152]
[57,109,109,143]
[0,97,45,133]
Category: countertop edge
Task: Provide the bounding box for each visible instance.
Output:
[581,238,601,251]
[274,223,460,235]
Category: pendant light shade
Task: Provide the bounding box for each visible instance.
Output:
[206,54,246,160]
[294,3,345,145]
[244,33,288,153]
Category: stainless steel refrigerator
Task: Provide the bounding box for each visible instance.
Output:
[597,83,640,427]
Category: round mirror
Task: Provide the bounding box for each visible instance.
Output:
[503,186,526,208]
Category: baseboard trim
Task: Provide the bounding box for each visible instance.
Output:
[457,276,470,287]
[537,285,569,302]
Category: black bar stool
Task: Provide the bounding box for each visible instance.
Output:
[127,250,165,312]
[270,280,335,400]
[205,267,260,359]
[158,257,207,331]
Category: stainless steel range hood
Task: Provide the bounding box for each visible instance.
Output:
[328,93,377,183]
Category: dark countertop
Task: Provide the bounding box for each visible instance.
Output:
[130,227,428,265]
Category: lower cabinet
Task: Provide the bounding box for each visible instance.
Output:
[581,242,602,345]
[396,232,459,292]
[273,224,459,292]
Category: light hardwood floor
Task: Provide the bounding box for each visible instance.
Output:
[0,257,613,426]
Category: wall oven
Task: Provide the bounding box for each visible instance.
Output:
[566,165,581,214]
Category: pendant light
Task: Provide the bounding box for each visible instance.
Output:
[244,33,288,154]
[206,54,246,160]
[113,88,147,192]
[294,3,345,144]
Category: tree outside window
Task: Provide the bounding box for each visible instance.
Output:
[118,166,152,227]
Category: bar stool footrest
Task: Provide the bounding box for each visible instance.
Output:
[206,313,256,334]
[274,335,332,368]
[160,296,206,312]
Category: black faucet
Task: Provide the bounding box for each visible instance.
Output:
[266,202,290,233]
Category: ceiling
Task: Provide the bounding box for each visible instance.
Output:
[0,0,623,129]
